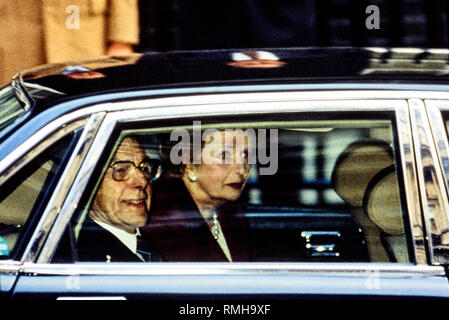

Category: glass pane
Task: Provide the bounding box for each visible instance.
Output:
[54,115,411,263]
[0,85,26,135]
[0,133,77,259]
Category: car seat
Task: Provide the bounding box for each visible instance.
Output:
[332,139,406,262]
[363,165,407,262]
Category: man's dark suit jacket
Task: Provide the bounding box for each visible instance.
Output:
[141,177,252,262]
[77,216,159,263]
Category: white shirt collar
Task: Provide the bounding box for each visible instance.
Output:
[92,219,138,254]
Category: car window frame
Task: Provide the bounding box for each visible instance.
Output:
[0,118,90,291]
[34,92,427,271]
[0,114,102,265]
[422,99,449,265]
[0,121,86,293]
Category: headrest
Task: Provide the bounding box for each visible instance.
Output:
[332,140,394,207]
[363,165,404,235]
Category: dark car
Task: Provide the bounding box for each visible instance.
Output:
[1,47,449,302]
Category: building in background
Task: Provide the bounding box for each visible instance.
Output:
[138,0,449,51]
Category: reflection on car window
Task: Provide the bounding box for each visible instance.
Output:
[0,85,26,135]
[0,132,77,259]
[54,115,411,264]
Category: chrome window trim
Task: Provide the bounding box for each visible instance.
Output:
[4,89,449,177]
[37,113,113,263]
[4,88,449,168]
[56,297,128,301]
[425,100,449,265]
[0,260,21,274]
[21,113,106,263]
[0,120,85,188]
[395,101,427,264]
[37,97,425,267]
[0,108,96,186]
[11,78,31,111]
[409,99,449,265]
[20,262,445,278]
[426,100,449,188]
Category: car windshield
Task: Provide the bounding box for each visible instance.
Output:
[0,85,26,136]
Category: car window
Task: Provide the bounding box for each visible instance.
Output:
[0,85,27,135]
[53,113,411,264]
[0,132,79,260]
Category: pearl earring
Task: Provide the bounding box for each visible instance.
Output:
[188,173,198,182]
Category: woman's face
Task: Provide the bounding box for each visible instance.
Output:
[186,131,251,207]
[186,130,252,209]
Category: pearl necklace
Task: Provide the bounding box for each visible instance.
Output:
[212,212,220,240]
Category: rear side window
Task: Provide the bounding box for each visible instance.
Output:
[54,114,411,264]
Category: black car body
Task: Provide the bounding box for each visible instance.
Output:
[1,47,449,301]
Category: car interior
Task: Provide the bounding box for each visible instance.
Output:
[0,117,411,264]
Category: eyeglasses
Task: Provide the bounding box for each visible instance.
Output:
[109,159,162,182]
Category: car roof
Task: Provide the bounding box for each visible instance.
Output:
[16,47,449,108]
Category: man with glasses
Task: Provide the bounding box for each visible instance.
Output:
[77,137,162,262]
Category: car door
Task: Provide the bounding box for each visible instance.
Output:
[0,112,89,300]
[421,99,449,267]
[8,91,449,301]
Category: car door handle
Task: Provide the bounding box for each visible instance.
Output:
[301,231,342,257]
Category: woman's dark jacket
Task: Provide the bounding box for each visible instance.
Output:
[141,177,252,262]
